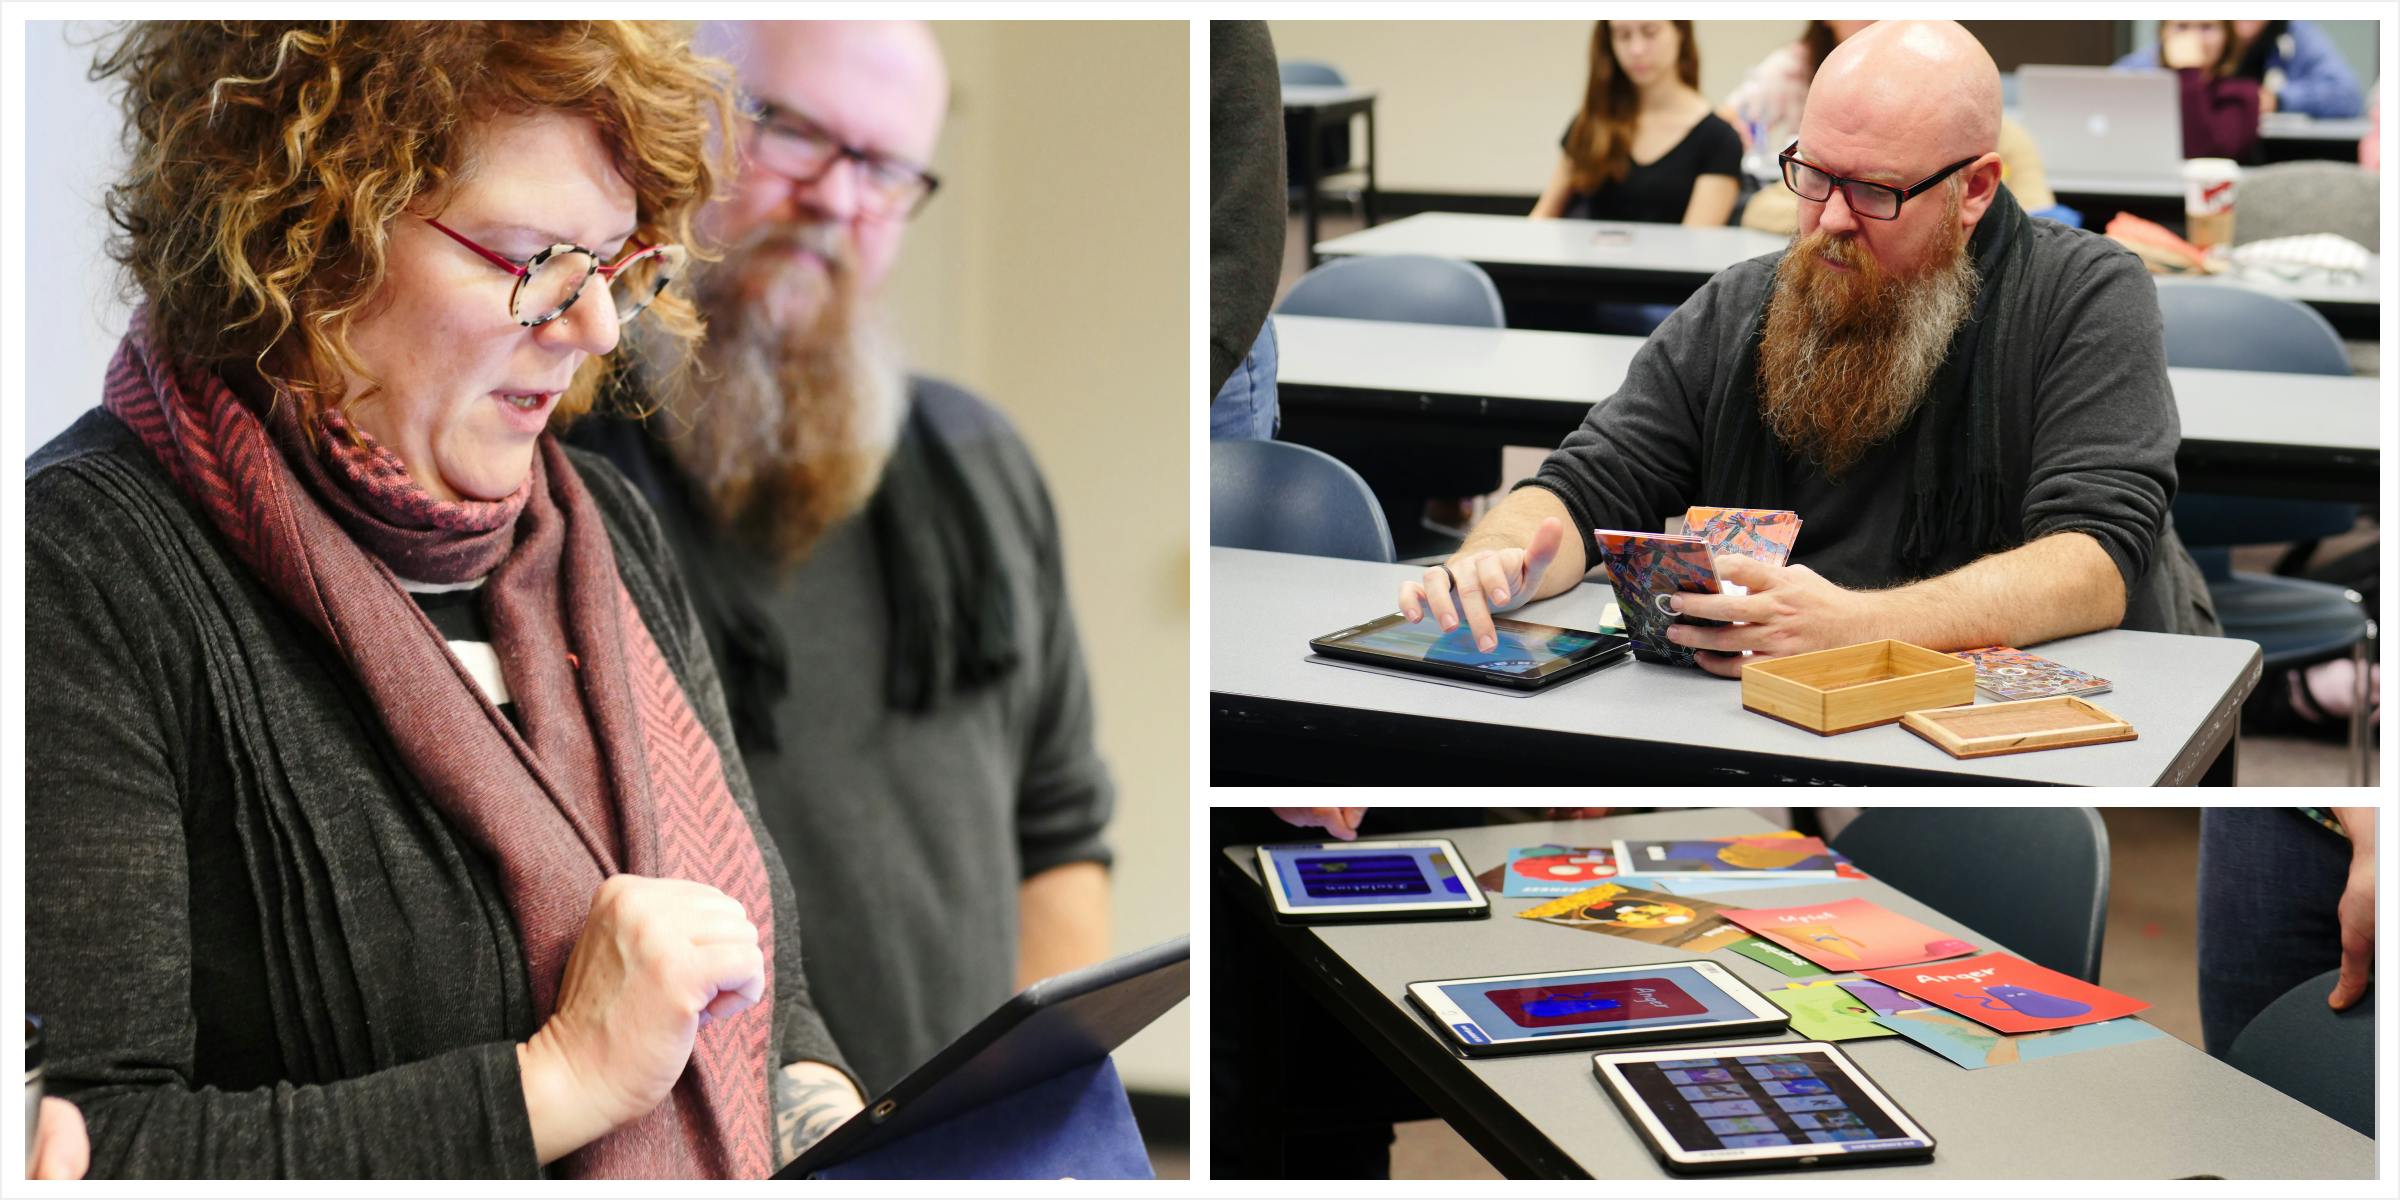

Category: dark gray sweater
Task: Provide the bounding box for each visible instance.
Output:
[24,409,848,1178]
[1529,217,2216,636]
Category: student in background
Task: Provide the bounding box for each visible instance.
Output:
[2121,20,2262,161]
[2120,18,2364,119]
[1533,20,1739,226]
[1716,20,1874,164]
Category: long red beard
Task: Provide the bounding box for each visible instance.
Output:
[1756,193,1978,478]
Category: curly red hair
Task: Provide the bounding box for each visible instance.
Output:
[93,20,733,422]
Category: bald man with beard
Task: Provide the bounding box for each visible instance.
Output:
[1398,21,2216,676]
[568,20,1114,1096]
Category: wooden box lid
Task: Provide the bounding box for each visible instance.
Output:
[1902,695,2138,759]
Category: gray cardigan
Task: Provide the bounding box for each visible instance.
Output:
[24,409,849,1178]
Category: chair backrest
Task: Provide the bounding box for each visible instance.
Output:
[2224,967,2374,1136]
[1831,808,2110,982]
[1278,60,1346,88]
[2153,283,2350,375]
[2231,161,2380,248]
[1275,255,1505,329]
[2153,283,2356,550]
[1209,438,1395,562]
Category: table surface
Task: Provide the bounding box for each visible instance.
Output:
[1272,314,2381,457]
[2259,111,2374,141]
[1280,83,1377,107]
[2157,267,2382,311]
[1222,809,2376,1179]
[1315,211,1790,276]
[1210,547,2261,786]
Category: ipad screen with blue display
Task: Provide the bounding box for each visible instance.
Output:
[1256,839,1487,920]
[1430,964,1774,1046]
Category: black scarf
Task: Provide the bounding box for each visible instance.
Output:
[1709,183,2031,578]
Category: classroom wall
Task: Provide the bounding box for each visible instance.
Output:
[20,19,1192,1096]
[2125,19,2381,86]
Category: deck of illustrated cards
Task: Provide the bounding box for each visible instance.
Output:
[1950,646,2113,702]
[1722,898,1978,972]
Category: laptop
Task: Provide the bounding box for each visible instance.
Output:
[2016,64,2183,185]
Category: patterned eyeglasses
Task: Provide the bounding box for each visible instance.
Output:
[423,216,689,327]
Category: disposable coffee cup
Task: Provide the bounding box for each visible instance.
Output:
[2182,158,2241,250]
[25,1017,42,1150]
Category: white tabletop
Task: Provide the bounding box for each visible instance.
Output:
[1270,314,2380,458]
[2259,111,2373,142]
[1280,84,1377,108]
[2043,173,2187,199]
[1315,212,1789,278]
[1210,548,2260,786]
[1221,809,2376,1180]
[2156,267,2381,311]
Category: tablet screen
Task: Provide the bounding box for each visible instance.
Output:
[1429,964,1763,1044]
[1314,614,1622,680]
[1615,1049,1924,1153]
[1264,843,1467,909]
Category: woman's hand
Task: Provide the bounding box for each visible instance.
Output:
[27,1097,89,1180]
[1272,808,1370,841]
[519,875,767,1163]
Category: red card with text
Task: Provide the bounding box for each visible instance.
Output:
[1860,951,2150,1033]
[1722,897,1979,971]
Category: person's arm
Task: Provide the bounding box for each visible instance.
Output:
[2270,22,2365,118]
[2329,807,2377,1010]
[1016,861,1112,990]
[1209,20,1288,397]
[1682,174,1740,226]
[1530,153,1577,218]
[771,1060,865,1169]
[1272,807,1372,840]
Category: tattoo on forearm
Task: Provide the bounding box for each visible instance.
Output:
[773,1071,856,1166]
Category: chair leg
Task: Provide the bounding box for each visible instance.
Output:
[2349,614,2376,787]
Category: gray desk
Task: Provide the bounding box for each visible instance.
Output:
[2260,111,2374,162]
[1217,809,2375,1179]
[1313,212,1788,310]
[1210,547,2260,786]
[1273,315,2381,503]
[1282,84,1380,268]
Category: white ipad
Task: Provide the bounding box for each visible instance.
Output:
[1255,838,1489,922]
[1592,1041,1935,1172]
[1405,960,1787,1056]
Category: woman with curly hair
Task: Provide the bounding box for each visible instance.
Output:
[25,20,861,1177]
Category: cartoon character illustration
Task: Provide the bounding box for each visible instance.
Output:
[1954,985,2093,1020]
[1522,992,1622,1019]
[1591,898,1699,928]
[1510,849,1617,885]
[1779,923,1867,962]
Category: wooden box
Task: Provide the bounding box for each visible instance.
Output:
[1741,640,1974,735]
[1902,696,2137,759]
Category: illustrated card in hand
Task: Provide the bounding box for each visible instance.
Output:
[1860,952,2149,1033]
[1683,506,1803,568]
[1723,898,1979,972]
[1499,845,1620,897]
[1516,881,1748,951]
[1951,646,2114,702]
[1592,530,1723,667]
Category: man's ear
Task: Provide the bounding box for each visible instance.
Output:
[1958,153,2003,229]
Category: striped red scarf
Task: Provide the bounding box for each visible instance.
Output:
[102,310,775,1179]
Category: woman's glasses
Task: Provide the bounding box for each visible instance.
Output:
[423,217,689,328]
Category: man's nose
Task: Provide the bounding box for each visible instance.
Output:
[793,154,862,224]
[1817,185,1861,235]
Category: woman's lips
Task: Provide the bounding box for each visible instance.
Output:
[491,390,559,434]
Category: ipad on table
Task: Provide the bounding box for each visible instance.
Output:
[772,935,1189,1179]
[1592,1040,1935,1172]
[1405,960,1787,1056]
[1255,838,1489,923]
[1309,612,1629,690]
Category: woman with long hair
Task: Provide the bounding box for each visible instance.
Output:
[1533,20,1740,225]
[26,20,860,1177]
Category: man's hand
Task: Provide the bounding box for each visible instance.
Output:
[27,1097,88,1180]
[1664,555,1880,679]
[1273,807,1370,840]
[2329,807,2377,1011]
[1398,516,1568,654]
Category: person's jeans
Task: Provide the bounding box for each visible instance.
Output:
[1210,320,1278,441]
[2195,807,2352,1057]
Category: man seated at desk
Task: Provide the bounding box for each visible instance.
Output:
[1396,20,2217,677]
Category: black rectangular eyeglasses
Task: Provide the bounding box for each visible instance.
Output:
[1779,140,1978,221]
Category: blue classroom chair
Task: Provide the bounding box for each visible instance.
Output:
[1210,438,1395,563]
[1831,807,2110,982]
[2223,967,2373,1137]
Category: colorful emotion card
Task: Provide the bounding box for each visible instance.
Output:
[1499,845,1620,897]
[1592,530,1722,667]
[1859,952,2150,1034]
[1871,1008,2166,1069]
[1516,881,1749,952]
[1722,898,1979,972]
[1765,981,1896,1041]
[1728,936,1829,978]
[1951,646,2114,702]
[1613,835,1846,877]
[1683,506,1803,568]
[1834,979,1919,1016]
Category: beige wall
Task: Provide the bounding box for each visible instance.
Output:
[884,20,1192,1095]
[1267,19,1805,195]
